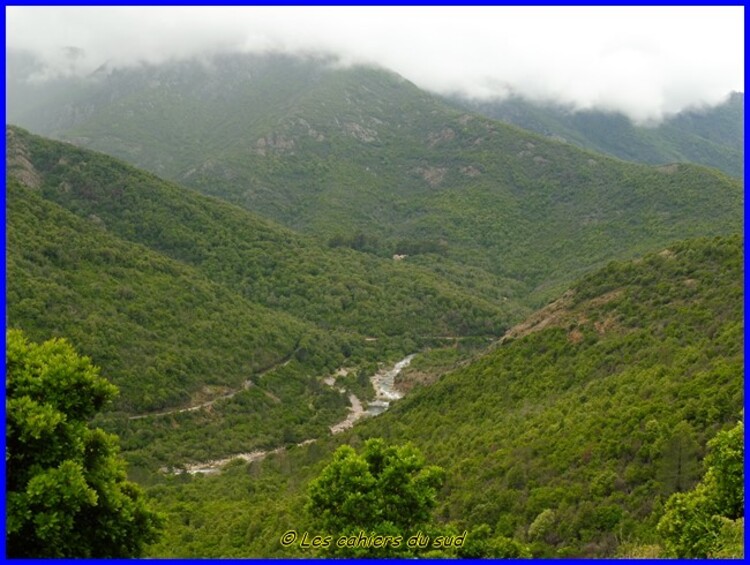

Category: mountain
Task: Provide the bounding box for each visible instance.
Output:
[6,50,744,558]
[365,235,743,557]
[7,126,520,339]
[7,175,308,412]
[6,52,743,305]
[144,234,743,558]
[448,92,744,178]
[7,125,528,470]
[7,171,366,470]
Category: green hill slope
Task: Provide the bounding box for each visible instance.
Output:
[7,178,312,413]
[7,54,742,303]
[7,177,370,469]
[450,92,744,178]
[7,126,523,341]
[355,234,744,556]
[7,126,530,471]
[143,234,743,557]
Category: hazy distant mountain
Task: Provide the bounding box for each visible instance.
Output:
[447,92,743,178]
[6,52,742,305]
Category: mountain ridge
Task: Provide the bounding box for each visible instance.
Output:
[5,50,744,558]
[447,91,743,178]
[6,53,743,306]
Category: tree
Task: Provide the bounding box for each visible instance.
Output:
[5,329,162,557]
[656,420,743,558]
[305,438,445,556]
[528,508,556,542]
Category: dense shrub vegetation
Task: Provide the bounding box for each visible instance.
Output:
[6,330,163,557]
[143,236,743,557]
[4,55,742,557]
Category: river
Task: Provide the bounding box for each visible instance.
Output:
[168,354,416,475]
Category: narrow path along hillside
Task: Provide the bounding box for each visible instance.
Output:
[128,351,298,420]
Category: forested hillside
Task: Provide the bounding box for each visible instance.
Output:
[451,92,743,178]
[6,53,743,303]
[368,235,743,557]
[144,235,743,558]
[7,125,521,339]
[5,50,743,559]
[7,126,527,472]
[8,177,312,412]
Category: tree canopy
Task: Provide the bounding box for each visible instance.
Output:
[305,438,445,556]
[5,329,162,557]
[657,420,744,558]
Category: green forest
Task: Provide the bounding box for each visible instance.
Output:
[141,235,744,558]
[4,50,744,559]
[7,56,742,304]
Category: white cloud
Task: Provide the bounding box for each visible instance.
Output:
[6,6,744,123]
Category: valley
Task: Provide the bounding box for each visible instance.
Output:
[145,234,744,558]
[5,48,743,559]
[172,354,415,475]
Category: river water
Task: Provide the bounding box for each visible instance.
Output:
[365,354,414,416]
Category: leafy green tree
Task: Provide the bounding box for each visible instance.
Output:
[305,438,445,556]
[457,524,531,558]
[710,517,744,558]
[528,508,556,542]
[5,329,163,557]
[702,420,744,519]
[656,420,743,557]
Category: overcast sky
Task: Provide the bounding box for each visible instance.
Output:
[6,6,744,123]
